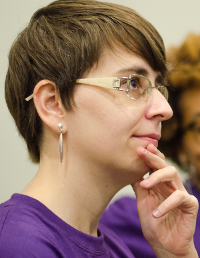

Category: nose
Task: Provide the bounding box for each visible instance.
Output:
[146,88,173,121]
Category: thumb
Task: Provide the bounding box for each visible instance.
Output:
[131,181,147,201]
[132,181,156,219]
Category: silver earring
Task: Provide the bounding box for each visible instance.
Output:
[58,123,63,163]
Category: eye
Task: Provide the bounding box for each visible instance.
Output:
[129,76,145,95]
[193,121,200,133]
[130,78,138,89]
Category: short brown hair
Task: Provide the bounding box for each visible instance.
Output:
[159,32,200,164]
[5,0,167,163]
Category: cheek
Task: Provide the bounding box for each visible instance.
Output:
[70,87,146,165]
[68,106,139,164]
[74,87,143,137]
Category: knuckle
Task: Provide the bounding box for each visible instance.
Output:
[190,195,199,208]
[168,166,178,176]
[174,189,184,198]
[159,152,165,160]
[173,190,187,203]
[175,190,198,206]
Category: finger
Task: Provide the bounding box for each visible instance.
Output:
[146,143,165,160]
[140,166,185,191]
[136,146,166,171]
[132,181,146,199]
[152,190,199,218]
[132,182,158,215]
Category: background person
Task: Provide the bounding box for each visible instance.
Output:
[101,32,200,258]
[160,31,200,254]
[0,1,198,257]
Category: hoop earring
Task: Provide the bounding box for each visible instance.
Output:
[58,123,63,163]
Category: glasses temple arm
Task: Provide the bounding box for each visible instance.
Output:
[76,78,120,89]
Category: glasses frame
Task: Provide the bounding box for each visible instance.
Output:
[76,74,168,101]
[25,74,168,101]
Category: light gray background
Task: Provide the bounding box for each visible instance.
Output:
[1,0,200,203]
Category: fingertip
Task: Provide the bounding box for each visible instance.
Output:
[152,209,160,218]
[140,178,151,188]
[136,146,147,157]
[136,146,145,152]
[146,143,156,153]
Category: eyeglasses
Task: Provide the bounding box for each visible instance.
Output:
[25,74,168,101]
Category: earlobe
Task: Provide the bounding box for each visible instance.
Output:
[33,80,66,133]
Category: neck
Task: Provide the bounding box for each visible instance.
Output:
[21,156,123,236]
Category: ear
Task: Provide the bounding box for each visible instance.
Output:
[33,80,67,134]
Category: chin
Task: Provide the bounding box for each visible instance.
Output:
[130,160,150,178]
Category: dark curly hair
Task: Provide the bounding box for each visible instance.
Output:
[159,32,200,165]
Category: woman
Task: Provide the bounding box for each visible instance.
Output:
[101,32,200,257]
[159,32,200,254]
[0,1,198,257]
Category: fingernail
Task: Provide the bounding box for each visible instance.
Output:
[143,148,147,153]
[141,178,150,186]
[153,209,160,217]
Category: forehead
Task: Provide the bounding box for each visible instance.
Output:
[88,46,162,80]
[179,87,200,126]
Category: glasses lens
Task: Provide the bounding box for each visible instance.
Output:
[119,78,128,91]
[127,75,150,100]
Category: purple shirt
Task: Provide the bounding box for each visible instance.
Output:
[100,197,156,258]
[0,194,135,258]
[191,183,200,253]
[100,182,200,258]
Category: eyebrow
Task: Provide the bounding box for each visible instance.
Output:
[116,66,163,84]
[117,66,149,77]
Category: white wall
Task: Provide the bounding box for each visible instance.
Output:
[1,0,200,203]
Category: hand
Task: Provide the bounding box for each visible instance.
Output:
[132,144,199,258]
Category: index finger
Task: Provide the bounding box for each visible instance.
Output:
[146,143,165,161]
[140,165,185,191]
[136,146,166,171]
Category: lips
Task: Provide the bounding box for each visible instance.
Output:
[132,134,160,147]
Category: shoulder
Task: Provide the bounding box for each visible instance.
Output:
[0,195,66,257]
[100,196,143,243]
[107,196,137,213]
[0,207,59,257]
[100,196,139,225]
[99,223,135,258]
[100,196,142,241]
[100,197,156,258]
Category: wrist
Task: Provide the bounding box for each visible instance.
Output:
[151,239,198,258]
[154,246,198,258]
